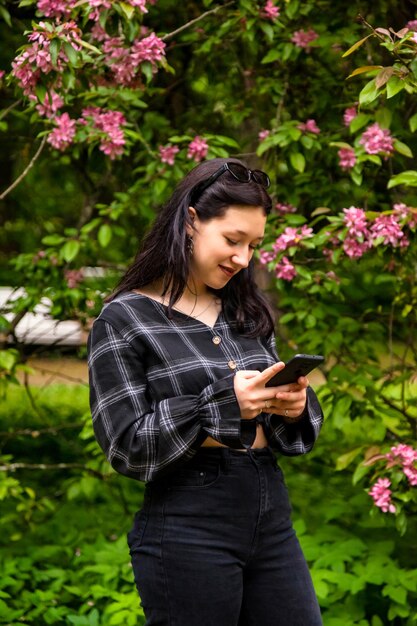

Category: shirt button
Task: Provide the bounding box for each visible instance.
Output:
[212,336,221,345]
[228,360,237,370]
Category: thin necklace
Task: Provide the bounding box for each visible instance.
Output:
[170,296,217,319]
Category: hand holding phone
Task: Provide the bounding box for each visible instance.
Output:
[265,354,324,387]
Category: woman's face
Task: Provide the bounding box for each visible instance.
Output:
[187,204,267,294]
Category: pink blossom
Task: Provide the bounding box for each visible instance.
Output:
[370,214,408,247]
[159,144,179,166]
[291,28,319,49]
[187,136,209,162]
[64,269,84,289]
[259,250,275,265]
[343,238,370,258]
[32,90,64,118]
[298,119,320,134]
[275,201,297,214]
[81,107,126,159]
[37,0,72,18]
[407,20,417,31]
[338,147,356,170]
[275,257,297,281]
[273,225,313,253]
[385,444,417,487]
[260,1,280,20]
[132,33,166,66]
[342,206,370,257]
[343,106,357,126]
[258,129,270,141]
[393,202,417,228]
[369,478,396,513]
[359,122,394,156]
[87,0,112,21]
[343,206,368,236]
[47,112,76,150]
[0,70,5,80]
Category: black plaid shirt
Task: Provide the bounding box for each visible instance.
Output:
[87,293,323,482]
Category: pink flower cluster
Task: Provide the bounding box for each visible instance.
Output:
[258,129,270,141]
[47,112,76,150]
[47,107,127,157]
[291,28,319,49]
[298,119,320,134]
[37,0,73,19]
[99,31,166,86]
[272,225,313,253]
[32,90,64,118]
[343,106,357,126]
[64,268,84,289]
[187,136,209,162]
[259,225,312,281]
[359,123,394,156]
[338,147,356,171]
[11,20,81,96]
[386,444,417,486]
[342,206,409,258]
[369,478,396,513]
[159,144,179,166]
[37,0,152,20]
[275,257,297,281]
[0,70,5,80]
[275,201,297,214]
[81,107,126,159]
[260,1,280,20]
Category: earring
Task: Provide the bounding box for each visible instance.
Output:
[186,236,194,255]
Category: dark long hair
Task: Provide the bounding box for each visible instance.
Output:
[108,157,275,337]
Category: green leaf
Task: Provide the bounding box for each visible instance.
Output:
[347,65,383,79]
[63,42,78,65]
[41,234,65,246]
[289,152,305,173]
[408,112,417,132]
[119,2,135,19]
[49,38,61,67]
[342,34,372,57]
[394,140,413,158]
[0,5,12,27]
[336,447,363,471]
[0,350,17,371]
[359,79,379,106]
[386,75,404,99]
[61,240,80,262]
[261,49,281,64]
[350,113,371,133]
[387,170,417,188]
[375,108,392,128]
[98,224,112,248]
[35,83,47,104]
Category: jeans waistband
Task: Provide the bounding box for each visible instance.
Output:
[188,446,276,467]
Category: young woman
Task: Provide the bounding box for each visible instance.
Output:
[88,157,324,626]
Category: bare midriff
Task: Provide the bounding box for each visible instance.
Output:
[201,423,268,451]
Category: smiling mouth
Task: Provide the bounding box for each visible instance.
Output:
[219,265,236,278]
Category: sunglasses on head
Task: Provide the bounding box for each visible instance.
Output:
[190,162,270,204]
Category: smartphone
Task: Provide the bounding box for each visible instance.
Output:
[265,353,324,387]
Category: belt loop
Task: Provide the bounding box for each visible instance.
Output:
[220,448,231,473]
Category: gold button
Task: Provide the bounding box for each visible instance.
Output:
[212,336,221,345]
[228,360,237,370]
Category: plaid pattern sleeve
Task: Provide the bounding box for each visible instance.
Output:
[88,293,324,482]
[262,334,324,455]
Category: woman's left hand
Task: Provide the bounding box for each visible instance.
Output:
[265,376,309,423]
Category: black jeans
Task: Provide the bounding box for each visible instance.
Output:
[127,447,323,626]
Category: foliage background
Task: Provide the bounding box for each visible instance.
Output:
[1,0,417,624]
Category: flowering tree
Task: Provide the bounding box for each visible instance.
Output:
[1,0,417,623]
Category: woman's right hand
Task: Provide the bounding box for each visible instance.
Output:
[233,362,287,420]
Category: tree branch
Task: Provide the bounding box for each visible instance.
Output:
[0,98,22,122]
[0,462,111,480]
[161,1,235,42]
[0,135,47,200]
